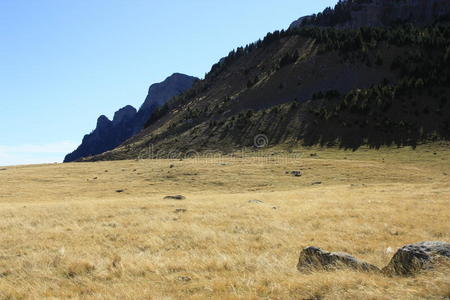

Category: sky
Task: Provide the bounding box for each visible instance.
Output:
[0,0,337,166]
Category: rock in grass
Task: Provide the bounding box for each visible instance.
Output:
[290,171,302,177]
[248,200,264,204]
[0,270,11,278]
[164,195,186,200]
[116,189,125,193]
[178,276,191,282]
[382,241,450,276]
[297,246,380,273]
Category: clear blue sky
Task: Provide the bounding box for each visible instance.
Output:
[0,0,337,166]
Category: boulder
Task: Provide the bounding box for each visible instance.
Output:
[164,195,186,200]
[382,241,450,276]
[297,246,380,273]
[248,200,264,204]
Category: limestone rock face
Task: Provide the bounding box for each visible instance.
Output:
[133,73,199,131]
[112,105,137,126]
[289,16,314,29]
[96,115,112,129]
[297,246,380,272]
[382,241,450,276]
[290,0,450,29]
[64,73,197,162]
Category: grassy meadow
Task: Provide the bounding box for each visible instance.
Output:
[0,143,449,299]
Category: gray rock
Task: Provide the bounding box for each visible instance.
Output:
[382,241,450,276]
[164,195,186,200]
[290,171,302,177]
[0,270,11,278]
[290,0,450,29]
[248,200,264,204]
[178,276,191,282]
[289,15,315,28]
[297,246,380,273]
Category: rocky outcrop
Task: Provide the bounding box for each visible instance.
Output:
[133,73,199,132]
[297,246,380,272]
[112,105,137,126]
[382,241,450,276]
[290,0,450,29]
[164,195,186,200]
[298,242,450,276]
[64,73,197,162]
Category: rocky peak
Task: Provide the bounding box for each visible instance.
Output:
[140,73,198,112]
[96,115,112,129]
[64,73,198,162]
[112,105,137,125]
[290,0,450,29]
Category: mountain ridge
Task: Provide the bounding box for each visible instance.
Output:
[79,2,450,161]
[64,73,198,162]
[290,0,450,29]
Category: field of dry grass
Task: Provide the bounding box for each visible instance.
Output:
[0,143,449,299]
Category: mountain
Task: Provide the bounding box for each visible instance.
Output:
[64,73,198,162]
[290,0,450,29]
[79,4,450,161]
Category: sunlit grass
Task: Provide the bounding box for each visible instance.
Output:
[0,143,449,299]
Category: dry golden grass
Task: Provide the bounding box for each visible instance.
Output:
[0,143,449,299]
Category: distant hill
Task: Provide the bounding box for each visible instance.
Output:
[64,73,197,162]
[79,3,450,161]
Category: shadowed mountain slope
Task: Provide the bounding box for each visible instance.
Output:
[81,4,450,161]
[64,73,197,162]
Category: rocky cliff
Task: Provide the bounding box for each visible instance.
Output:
[64,73,197,162]
[290,0,450,29]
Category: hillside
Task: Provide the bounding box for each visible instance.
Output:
[64,73,197,162]
[82,21,450,161]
